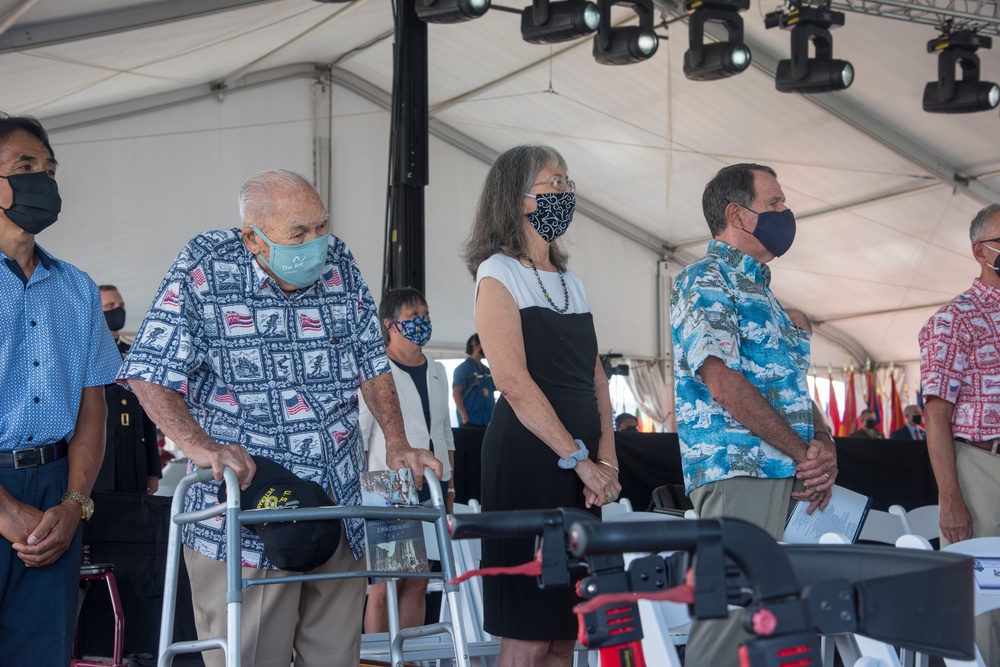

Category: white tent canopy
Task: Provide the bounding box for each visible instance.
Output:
[4,0,1000,403]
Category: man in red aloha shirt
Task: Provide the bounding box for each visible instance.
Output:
[919,202,1000,664]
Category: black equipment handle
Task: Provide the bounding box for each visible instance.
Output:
[449,507,596,540]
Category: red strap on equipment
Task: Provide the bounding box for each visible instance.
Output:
[572,583,696,646]
[449,549,543,585]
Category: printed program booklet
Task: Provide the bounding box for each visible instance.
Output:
[360,468,429,581]
[783,484,873,544]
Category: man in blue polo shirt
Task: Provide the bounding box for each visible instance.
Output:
[0,113,123,664]
[671,163,838,667]
[452,333,495,427]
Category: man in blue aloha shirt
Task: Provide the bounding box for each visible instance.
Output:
[671,163,838,667]
[118,169,440,667]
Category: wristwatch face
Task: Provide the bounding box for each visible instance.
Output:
[82,497,95,520]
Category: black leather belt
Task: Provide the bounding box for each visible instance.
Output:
[0,440,69,469]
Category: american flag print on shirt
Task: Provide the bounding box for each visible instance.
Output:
[116,228,390,567]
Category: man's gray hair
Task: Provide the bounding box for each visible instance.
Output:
[238,169,317,227]
[702,163,777,237]
[970,203,1000,242]
[464,145,570,276]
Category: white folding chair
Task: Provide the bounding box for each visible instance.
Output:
[858,509,910,545]
[601,497,633,520]
[941,537,1000,667]
[603,511,688,667]
[892,505,940,544]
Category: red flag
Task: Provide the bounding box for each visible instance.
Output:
[828,372,842,437]
[840,370,857,437]
[889,374,905,436]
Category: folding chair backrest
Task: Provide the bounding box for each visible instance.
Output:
[859,509,909,545]
[602,499,633,520]
[893,505,941,542]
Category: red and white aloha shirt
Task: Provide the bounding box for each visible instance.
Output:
[919,278,1000,440]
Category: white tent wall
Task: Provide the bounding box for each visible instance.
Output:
[37,76,664,359]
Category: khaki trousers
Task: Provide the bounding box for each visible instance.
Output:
[684,476,799,667]
[942,442,1000,667]
[183,525,366,667]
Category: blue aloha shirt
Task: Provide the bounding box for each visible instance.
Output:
[117,229,389,567]
[670,240,812,494]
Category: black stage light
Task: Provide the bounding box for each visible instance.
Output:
[766,5,853,93]
[522,0,600,44]
[922,30,1000,113]
[593,0,658,65]
[416,0,490,23]
[683,0,751,81]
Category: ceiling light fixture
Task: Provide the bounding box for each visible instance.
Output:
[922,30,1000,113]
[522,0,600,44]
[593,0,659,65]
[683,0,751,81]
[415,0,490,23]
[766,3,853,93]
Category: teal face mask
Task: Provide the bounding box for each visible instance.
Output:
[251,225,329,288]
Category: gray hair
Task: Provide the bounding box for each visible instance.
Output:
[970,203,1000,242]
[464,145,570,277]
[702,163,778,237]
[238,169,318,228]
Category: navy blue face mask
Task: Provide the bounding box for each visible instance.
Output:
[740,204,796,257]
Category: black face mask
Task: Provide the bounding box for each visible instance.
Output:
[864,418,877,429]
[104,306,126,332]
[0,171,61,234]
[912,415,923,426]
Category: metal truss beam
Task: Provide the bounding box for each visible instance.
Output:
[830,0,1000,37]
[0,0,281,54]
[653,0,1000,206]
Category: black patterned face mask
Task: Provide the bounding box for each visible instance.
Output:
[525,192,575,242]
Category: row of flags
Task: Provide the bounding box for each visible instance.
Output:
[814,369,912,438]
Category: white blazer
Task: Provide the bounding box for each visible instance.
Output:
[359,357,455,482]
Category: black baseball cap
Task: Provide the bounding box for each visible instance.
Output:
[218,456,340,572]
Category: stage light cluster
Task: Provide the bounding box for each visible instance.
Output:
[398,0,1000,116]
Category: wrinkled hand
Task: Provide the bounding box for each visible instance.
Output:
[188,442,256,490]
[386,445,442,490]
[0,499,44,546]
[575,460,621,509]
[12,502,80,567]
[794,439,838,513]
[940,496,974,544]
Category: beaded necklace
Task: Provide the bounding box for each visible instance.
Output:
[519,253,570,313]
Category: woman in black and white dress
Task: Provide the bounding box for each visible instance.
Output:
[464,145,621,667]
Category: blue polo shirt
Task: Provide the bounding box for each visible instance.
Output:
[452,357,495,426]
[670,241,812,494]
[0,245,122,450]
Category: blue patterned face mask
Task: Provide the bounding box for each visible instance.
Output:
[525,192,575,242]
[394,316,432,347]
[251,225,329,288]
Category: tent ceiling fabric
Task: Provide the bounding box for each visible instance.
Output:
[2,0,999,373]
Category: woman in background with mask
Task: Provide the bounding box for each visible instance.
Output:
[463,145,621,667]
[358,286,454,633]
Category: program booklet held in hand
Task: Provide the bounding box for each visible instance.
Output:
[361,468,429,581]
[783,484,873,544]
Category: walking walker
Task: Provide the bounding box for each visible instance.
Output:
[157,466,472,667]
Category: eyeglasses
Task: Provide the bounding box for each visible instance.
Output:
[976,236,1000,245]
[528,175,575,193]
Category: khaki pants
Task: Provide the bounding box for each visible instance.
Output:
[942,442,1000,666]
[684,476,799,667]
[183,525,366,667]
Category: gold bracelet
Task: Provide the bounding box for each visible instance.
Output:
[597,459,619,475]
[816,431,835,443]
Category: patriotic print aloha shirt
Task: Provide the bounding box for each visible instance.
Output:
[118,229,389,566]
[670,240,813,494]
[919,278,1000,440]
